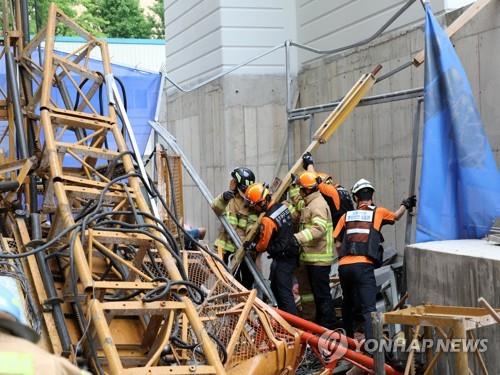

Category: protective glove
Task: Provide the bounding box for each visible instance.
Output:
[292,235,301,248]
[302,152,314,169]
[401,195,417,210]
[243,241,257,252]
[222,190,235,202]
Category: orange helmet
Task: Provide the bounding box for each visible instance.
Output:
[297,171,319,190]
[317,172,333,185]
[244,183,271,206]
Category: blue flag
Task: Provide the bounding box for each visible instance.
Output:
[416,5,500,242]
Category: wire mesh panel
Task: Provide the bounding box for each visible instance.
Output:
[184,251,301,371]
[157,150,184,236]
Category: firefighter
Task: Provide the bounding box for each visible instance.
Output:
[334,178,416,340]
[293,171,336,329]
[211,167,257,288]
[302,152,354,229]
[243,183,300,314]
[0,286,89,374]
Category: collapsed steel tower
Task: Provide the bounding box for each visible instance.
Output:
[0,3,301,374]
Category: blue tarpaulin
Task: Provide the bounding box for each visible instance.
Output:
[416,4,500,242]
[0,48,161,159]
[51,50,161,156]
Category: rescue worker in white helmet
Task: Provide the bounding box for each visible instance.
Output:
[211,167,258,288]
[333,178,416,340]
[0,283,89,374]
[292,171,336,329]
[243,183,300,314]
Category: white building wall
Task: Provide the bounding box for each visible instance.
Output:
[164,0,478,84]
[165,0,296,86]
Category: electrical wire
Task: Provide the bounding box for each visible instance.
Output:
[0,144,228,366]
[145,174,230,273]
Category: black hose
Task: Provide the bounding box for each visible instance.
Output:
[146,174,230,273]
[103,289,143,301]
[142,277,205,305]
[73,78,89,111]
[142,145,157,168]
[114,76,127,111]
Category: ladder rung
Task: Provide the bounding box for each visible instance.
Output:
[87,230,152,246]
[99,301,185,314]
[61,175,130,192]
[121,366,216,375]
[50,107,112,125]
[93,281,160,290]
[65,184,133,201]
[56,141,119,160]
[50,111,112,131]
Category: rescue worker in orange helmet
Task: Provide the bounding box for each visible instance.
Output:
[334,178,416,340]
[292,171,336,329]
[243,183,300,314]
[211,167,258,288]
[302,152,354,229]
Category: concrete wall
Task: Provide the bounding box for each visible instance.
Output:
[160,1,500,250]
[163,75,286,236]
[295,0,446,65]
[291,2,500,254]
[165,0,454,86]
[405,240,500,373]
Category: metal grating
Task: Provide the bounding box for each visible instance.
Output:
[157,151,184,237]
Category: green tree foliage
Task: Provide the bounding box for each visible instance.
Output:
[76,0,107,37]
[148,0,165,39]
[92,0,152,38]
[25,0,157,39]
[28,0,78,35]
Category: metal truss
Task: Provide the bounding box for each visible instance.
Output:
[0,3,302,374]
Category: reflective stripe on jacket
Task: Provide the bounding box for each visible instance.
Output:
[0,332,89,375]
[294,191,334,266]
[334,204,396,266]
[212,193,258,253]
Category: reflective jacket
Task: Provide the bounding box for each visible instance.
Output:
[294,191,334,266]
[212,192,258,253]
[0,331,88,375]
[334,204,396,266]
[255,203,299,260]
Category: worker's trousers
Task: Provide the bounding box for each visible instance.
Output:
[338,262,377,340]
[306,265,336,329]
[270,257,298,315]
[224,252,254,289]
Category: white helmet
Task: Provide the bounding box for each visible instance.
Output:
[351,178,375,195]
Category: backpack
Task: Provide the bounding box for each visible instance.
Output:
[324,184,354,228]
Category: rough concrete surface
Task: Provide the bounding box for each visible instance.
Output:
[406,240,500,373]
[159,1,500,255]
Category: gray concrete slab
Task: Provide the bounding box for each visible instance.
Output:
[406,240,500,373]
